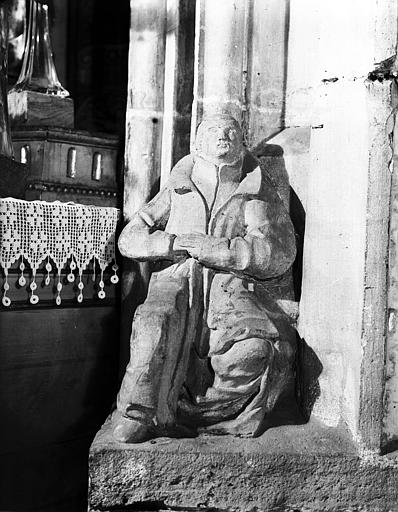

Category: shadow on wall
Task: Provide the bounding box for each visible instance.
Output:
[258,335,323,433]
[252,140,322,427]
[252,140,305,301]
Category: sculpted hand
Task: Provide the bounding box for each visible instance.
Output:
[173,233,208,259]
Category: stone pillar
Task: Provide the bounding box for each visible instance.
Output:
[160,0,195,184]
[120,0,167,373]
[383,90,398,453]
[248,0,290,146]
[191,0,250,141]
[124,0,167,219]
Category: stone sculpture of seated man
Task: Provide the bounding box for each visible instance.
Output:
[112,114,297,443]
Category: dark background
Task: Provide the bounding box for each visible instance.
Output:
[67,0,129,135]
[0,2,129,511]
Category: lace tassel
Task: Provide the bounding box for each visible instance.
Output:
[45,257,52,286]
[56,270,62,306]
[29,270,39,305]
[67,256,76,283]
[2,268,11,307]
[110,262,119,284]
[77,270,84,303]
[18,257,26,286]
[98,268,105,299]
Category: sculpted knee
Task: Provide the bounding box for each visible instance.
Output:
[211,337,274,380]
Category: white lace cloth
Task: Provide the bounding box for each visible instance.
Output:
[0,198,120,306]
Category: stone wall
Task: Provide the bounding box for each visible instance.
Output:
[283,0,398,451]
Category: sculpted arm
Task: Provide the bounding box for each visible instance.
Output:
[175,195,296,280]
[118,186,177,261]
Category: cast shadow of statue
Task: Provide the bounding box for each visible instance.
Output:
[252,140,323,434]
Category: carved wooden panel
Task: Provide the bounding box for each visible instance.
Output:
[12,127,122,207]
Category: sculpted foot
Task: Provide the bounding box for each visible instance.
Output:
[112,414,154,443]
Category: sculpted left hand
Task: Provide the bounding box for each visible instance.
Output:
[173,233,208,258]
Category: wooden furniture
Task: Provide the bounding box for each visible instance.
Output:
[0,154,28,198]
[0,304,120,511]
[0,199,121,511]
[12,126,122,207]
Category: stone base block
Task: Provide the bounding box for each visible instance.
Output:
[89,418,398,512]
[8,90,74,129]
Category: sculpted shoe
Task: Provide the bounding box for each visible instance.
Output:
[112,409,155,443]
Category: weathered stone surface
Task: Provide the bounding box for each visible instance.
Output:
[89,419,398,512]
[160,0,195,185]
[124,0,167,219]
[191,0,248,133]
[385,112,398,451]
[296,77,396,451]
[248,0,289,144]
[285,0,398,126]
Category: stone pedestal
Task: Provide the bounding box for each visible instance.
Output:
[89,419,398,512]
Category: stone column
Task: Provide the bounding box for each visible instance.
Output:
[191,0,250,141]
[385,113,398,452]
[248,0,290,146]
[160,0,195,184]
[120,0,167,372]
[124,0,167,219]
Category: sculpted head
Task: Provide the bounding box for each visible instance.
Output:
[194,115,243,165]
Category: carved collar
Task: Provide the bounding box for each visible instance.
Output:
[191,154,243,187]
[169,152,262,198]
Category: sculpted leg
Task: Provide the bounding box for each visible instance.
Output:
[179,335,294,437]
[205,336,293,436]
[179,338,273,424]
[209,336,273,399]
[112,260,203,443]
[113,276,190,443]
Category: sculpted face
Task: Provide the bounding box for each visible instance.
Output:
[195,116,243,164]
